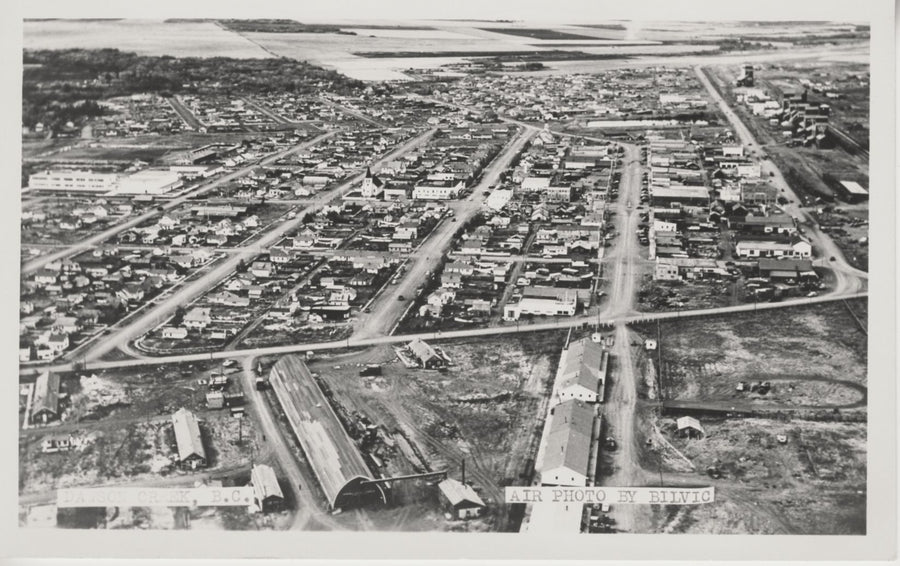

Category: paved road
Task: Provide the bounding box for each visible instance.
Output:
[74,129,437,363]
[21,130,339,275]
[350,127,537,340]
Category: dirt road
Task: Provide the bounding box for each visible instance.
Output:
[75,128,437,363]
[351,127,536,341]
[693,65,868,296]
[597,142,651,532]
[22,130,339,275]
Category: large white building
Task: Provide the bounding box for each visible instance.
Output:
[28,170,119,192]
[504,288,578,321]
[538,399,595,486]
[556,338,608,404]
[485,189,513,211]
[412,180,465,200]
[114,170,184,195]
[735,237,812,259]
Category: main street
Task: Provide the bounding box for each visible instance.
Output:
[350,127,537,340]
[72,128,437,363]
[22,130,340,275]
[594,142,649,532]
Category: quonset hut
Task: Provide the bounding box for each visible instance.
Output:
[268,355,385,510]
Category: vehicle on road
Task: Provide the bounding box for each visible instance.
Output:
[398,295,406,301]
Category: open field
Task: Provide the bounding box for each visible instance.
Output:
[23,19,271,59]
[644,299,867,408]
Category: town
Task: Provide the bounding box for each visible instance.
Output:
[18,18,869,538]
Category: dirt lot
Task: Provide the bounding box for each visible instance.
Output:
[302,330,567,532]
[59,362,243,423]
[812,205,869,271]
[638,276,743,312]
[624,300,867,535]
[644,416,866,534]
[19,361,259,497]
[644,299,867,407]
[20,411,257,497]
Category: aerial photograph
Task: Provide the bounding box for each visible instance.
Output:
[16,13,872,541]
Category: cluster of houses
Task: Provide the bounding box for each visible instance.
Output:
[342,125,514,202]
[227,128,415,200]
[22,198,142,246]
[438,67,711,124]
[418,257,505,322]
[178,95,295,133]
[20,244,207,361]
[120,204,263,248]
[643,130,819,298]
[89,94,187,137]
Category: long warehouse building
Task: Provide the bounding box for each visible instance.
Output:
[268,355,385,510]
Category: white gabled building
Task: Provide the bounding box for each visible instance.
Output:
[538,399,595,487]
[556,338,608,404]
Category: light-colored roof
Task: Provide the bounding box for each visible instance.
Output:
[651,186,710,199]
[676,416,705,434]
[559,339,607,393]
[32,372,60,416]
[438,478,485,508]
[408,338,440,363]
[172,408,206,462]
[541,399,594,478]
[268,355,376,509]
[251,464,284,502]
[839,180,868,195]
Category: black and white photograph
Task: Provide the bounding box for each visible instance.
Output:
[2,0,896,562]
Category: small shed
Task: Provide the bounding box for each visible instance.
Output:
[251,464,285,513]
[676,416,705,439]
[206,391,225,409]
[408,338,445,369]
[438,478,485,520]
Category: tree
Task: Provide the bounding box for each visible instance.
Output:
[236,259,248,273]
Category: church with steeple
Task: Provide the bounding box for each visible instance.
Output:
[360,166,384,198]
